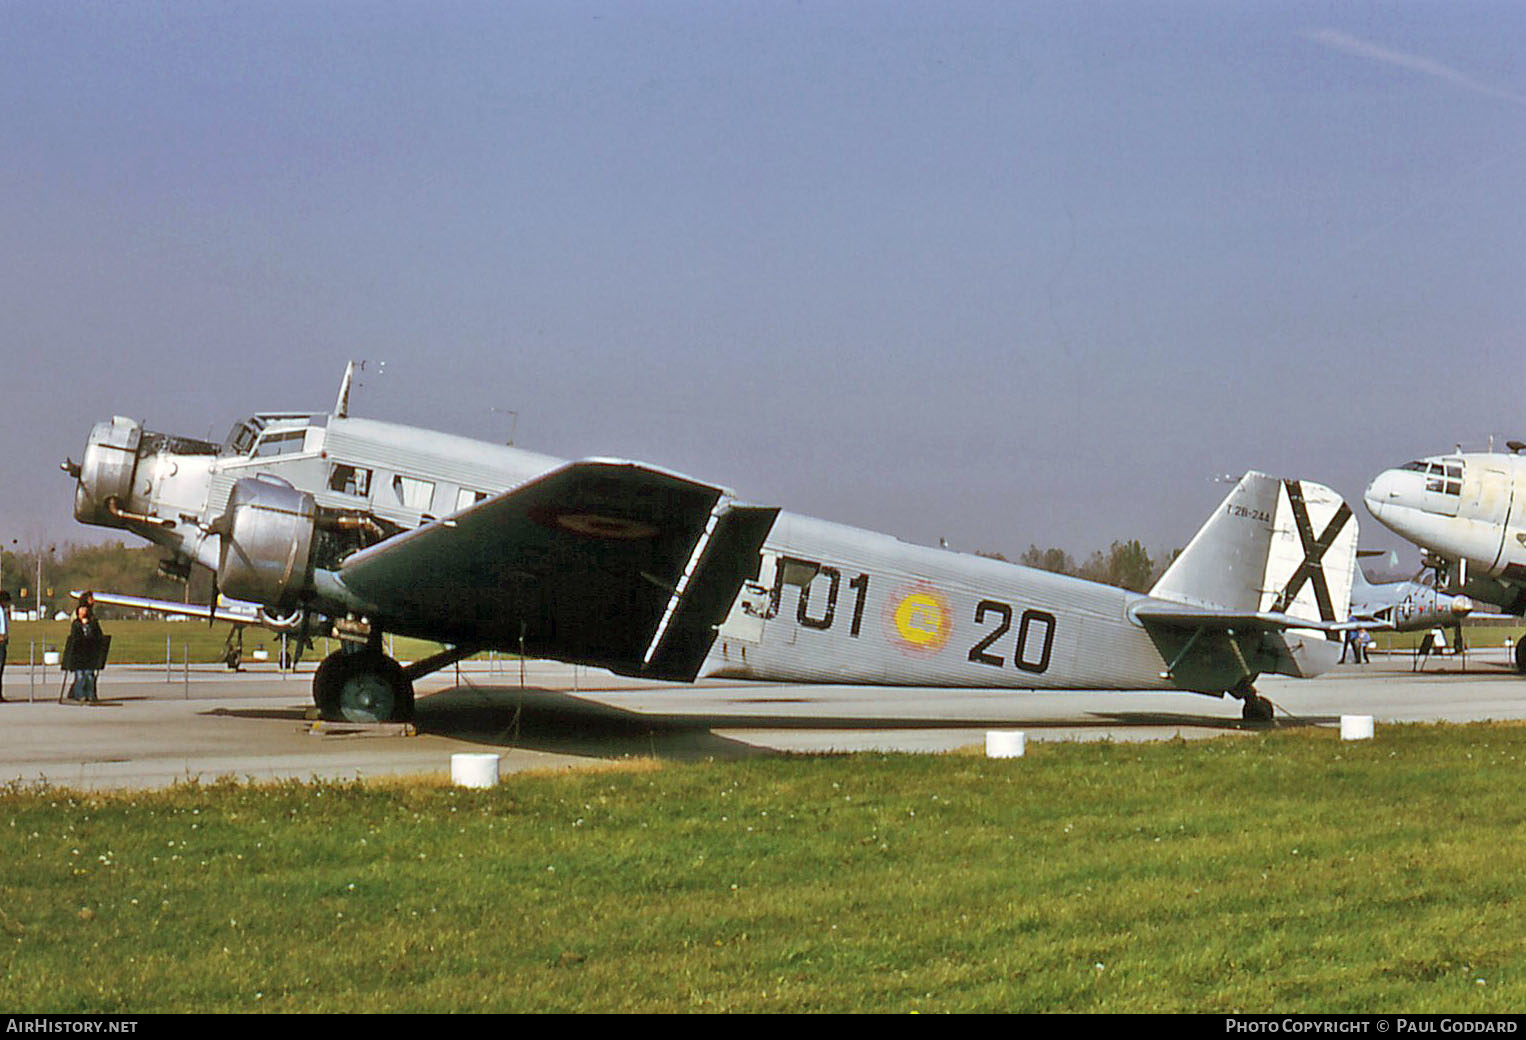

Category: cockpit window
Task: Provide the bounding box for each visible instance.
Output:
[1426,474,1462,496]
[1404,459,1463,497]
[254,428,308,457]
[224,420,262,456]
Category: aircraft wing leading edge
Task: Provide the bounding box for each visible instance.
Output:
[336,459,778,681]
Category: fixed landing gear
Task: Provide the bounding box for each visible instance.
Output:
[1232,679,1275,724]
[313,648,415,723]
[1515,639,1526,675]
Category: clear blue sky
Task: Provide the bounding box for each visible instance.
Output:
[2,2,1522,566]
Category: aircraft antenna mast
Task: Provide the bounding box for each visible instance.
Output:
[334,361,358,418]
[492,408,518,446]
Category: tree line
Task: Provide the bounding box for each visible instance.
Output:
[979,540,1179,594]
[0,542,211,618]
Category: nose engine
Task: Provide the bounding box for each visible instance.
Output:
[71,416,146,528]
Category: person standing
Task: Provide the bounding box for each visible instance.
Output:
[0,591,10,701]
[62,597,105,704]
[1355,627,1373,665]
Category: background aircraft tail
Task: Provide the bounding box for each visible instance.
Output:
[1149,471,1358,628]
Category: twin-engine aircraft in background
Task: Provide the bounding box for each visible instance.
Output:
[64,365,1358,724]
[1365,447,1526,670]
[1355,555,1483,628]
[1345,556,1509,654]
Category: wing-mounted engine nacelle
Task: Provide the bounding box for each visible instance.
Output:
[72,416,144,528]
[217,476,318,612]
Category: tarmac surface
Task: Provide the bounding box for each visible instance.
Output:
[1,649,1523,790]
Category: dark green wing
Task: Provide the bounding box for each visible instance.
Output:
[338,460,778,680]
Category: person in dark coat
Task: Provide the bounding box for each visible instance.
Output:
[62,597,106,703]
[0,590,11,701]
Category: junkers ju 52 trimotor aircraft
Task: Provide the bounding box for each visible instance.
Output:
[64,365,1358,724]
[1365,446,1526,670]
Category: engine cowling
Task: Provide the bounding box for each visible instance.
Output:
[217,476,318,611]
[73,416,144,527]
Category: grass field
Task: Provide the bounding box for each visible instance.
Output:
[3,724,1525,1012]
[4,619,452,668]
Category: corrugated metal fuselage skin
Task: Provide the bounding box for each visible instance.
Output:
[107,415,565,578]
[703,512,1186,692]
[86,412,1247,695]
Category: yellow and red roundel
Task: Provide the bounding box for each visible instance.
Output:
[885,584,953,655]
[528,506,660,541]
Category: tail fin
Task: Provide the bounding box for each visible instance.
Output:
[1349,555,1382,594]
[1150,472,1358,627]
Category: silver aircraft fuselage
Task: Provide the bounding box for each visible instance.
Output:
[1365,452,1526,615]
[74,411,1202,690]
[68,395,1355,723]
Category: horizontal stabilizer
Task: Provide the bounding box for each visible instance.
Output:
[1130,598,1346,685]
[1129,601,1348,634]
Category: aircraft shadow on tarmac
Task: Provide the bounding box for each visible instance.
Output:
[416,685,769,760]
[410,685,1333,759]
[202,687,766,761]
[202,685,1336,763]
[1087,710,1339,730]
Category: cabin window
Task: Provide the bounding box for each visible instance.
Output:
[328,464,372,497]
[455,488,488,512]
[391,475,435,511]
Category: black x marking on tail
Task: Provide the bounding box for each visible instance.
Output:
[1269,480,1352,623]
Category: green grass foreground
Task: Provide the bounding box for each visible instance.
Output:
[3,726,1526,1013]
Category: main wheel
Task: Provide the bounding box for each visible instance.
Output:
[1239,691,1275,723]
[1515,638,1526,674]
[313,650,415,723]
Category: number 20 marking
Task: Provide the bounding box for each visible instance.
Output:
[967,599,1056,674]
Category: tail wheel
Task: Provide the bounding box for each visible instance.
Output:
[1240,695,1275,723]
[314,649,415,723]
[1231,679,1274,723]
